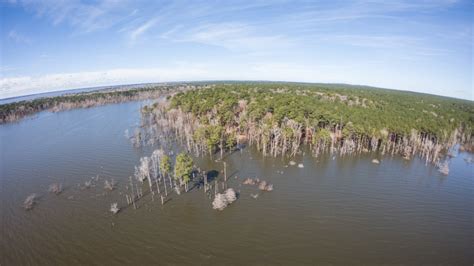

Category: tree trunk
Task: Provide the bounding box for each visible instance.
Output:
[203,170,207,193]
[147,173,155,201]
[163,173,168,196]
[224,162,227,182]
[129,176,137,209]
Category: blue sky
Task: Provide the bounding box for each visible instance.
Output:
[0,0,472,100]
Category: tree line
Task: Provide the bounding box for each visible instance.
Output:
[138,83,474,165]
[0,84,197,123]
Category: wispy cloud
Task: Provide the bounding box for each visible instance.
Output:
[162,22,292,51]
[12,0,464,46]
[17,0,133,33]
[8,30,31,44]
[283,0,460,26]
[314,34,421,49]
[129,18,158,42]
[3,0,471,100]
[353,0,460,11]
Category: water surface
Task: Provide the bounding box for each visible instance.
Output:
[1,102,472,265]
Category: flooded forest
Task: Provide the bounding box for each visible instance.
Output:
[1,82,473,265]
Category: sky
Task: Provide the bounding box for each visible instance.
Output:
[0,0,472,100]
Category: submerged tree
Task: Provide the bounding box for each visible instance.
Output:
[212,188,237,210]
[174,153,194,192]
[48,183,62,195]
[160,154,172,195]
[0,84,186,124]
[110,203,120,214]
[23,194,37,210]
[150,149,163,194]
[138,84,473,166]
[212,193,228,211]
[104,179,116,191]
[83,180,92,189]
[438,161,450,176]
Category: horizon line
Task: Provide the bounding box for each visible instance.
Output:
[1,80,472,103]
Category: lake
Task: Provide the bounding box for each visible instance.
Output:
[1,101,472,265]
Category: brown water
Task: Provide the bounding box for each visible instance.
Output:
[1,101,473,265]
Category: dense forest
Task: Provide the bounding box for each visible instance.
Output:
[0,84,195,123]
[138,83,474,166]
[3,81,473,164]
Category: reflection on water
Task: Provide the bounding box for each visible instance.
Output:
[1,102,473,265]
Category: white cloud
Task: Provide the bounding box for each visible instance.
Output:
[0,63,322,99]
[0,66,210,99]
[0,61,354,99]
[1,60,471,100]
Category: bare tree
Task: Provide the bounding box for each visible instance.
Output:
[104,179,116,191]
[110,203,120,214]
[438,161,450,176]
[151,149,164,194]
[23,194,37,210]
[128,176,137,209]
[212,188,237,211]
[48,183,62,195]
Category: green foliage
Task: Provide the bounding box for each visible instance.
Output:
[170,83,474,143]
[193,127,207,143]
[192,125,225,153]
[160,155,172,177]
[313,128,332,144]
[0,86,170,123]
[174,153,194,183]
[206,125,223,153]
[226,132,237,150]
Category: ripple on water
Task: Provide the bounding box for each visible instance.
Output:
[1,102,473,265]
